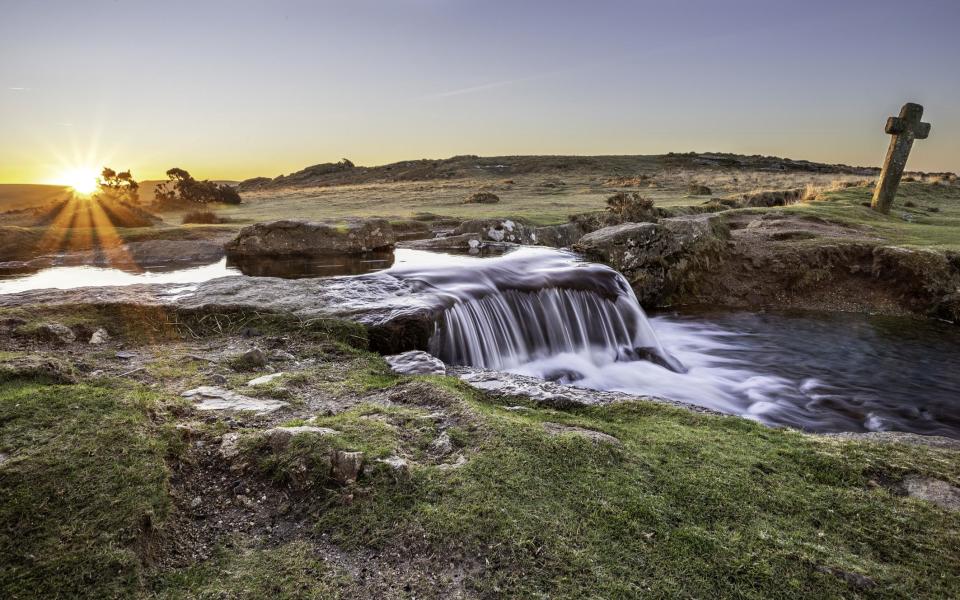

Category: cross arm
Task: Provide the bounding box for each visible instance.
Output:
[885,117,905,135]
[914,121,931,140]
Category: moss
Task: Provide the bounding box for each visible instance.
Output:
[150,540,349,599]
[0,381,172,598]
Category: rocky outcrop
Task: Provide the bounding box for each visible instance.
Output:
[574,214,730,305]
[451,218,591,248]
[225,219,395,257]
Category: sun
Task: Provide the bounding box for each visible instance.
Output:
[60,167,100,195]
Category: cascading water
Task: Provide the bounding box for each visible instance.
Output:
[386,247,682,373]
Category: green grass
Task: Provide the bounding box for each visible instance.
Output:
[151,541,349,599]
[769,182,960,250]
[312,380,960,598]
[0,380,174,598]
[2,369,958,598]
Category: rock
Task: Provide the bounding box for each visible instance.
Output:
[902,475,960,512]
[825,431,960,450]
[233,347,267,370]
[543,422,621,445]
[0,357,77,384]
[385,351,446,375]
[452,366,716,413]
[247,372,286,386]
[688,184,712,196]
[270,350,296,362]
[219,432,243,459]
[399,232,484,252]
[32,322,76,344]
[190,496,202,509]
[225,219,395,257]
[0,452,9,467]
[264,426,339,453]
[453,218,535,244]
[331,450,364,484]
[574,213,729,305]
[531,222,592,247]
[88,328,110,344]
[430,432,454,456]
[115,351,135,360]
[182,386,288,414]
[464,192,500,204]
[376,455,410,476]
[209,373,228,385]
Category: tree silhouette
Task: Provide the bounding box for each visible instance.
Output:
[154,167,241,208]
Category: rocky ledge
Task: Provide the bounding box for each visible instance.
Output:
[225,219,396,257]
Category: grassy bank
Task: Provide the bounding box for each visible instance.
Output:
[1,326,958,598]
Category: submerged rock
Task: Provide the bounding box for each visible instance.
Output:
[225,219,395,257]
[182,386,287,414]
[385,351,446,375]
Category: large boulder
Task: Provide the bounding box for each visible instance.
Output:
[574,214,729,305]
[451,218,590,247]
[225,219,395,257]
[453,218,535,244]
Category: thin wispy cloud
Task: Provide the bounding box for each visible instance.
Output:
[8,87,31,91]
[429,79,519,99]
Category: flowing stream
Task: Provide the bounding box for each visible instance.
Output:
[3,245,957,437]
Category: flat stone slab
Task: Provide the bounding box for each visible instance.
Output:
[451,366,718,413]
[385,351,446,375]
[902,475,960,512]
[247,372,286,386]
[543,422,621,445]
[182,386,287,414]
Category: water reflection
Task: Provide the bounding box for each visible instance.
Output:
[228,251,395,278]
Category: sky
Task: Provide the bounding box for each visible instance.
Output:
[1,0,958,184]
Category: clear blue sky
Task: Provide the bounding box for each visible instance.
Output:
[1,0,957,183]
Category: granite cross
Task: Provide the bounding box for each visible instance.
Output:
[871,102,931,213]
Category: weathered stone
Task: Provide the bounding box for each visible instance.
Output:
[182,386,287,414]
[453,218,534,244]
[0,357,77,384]
[270,350,297,362]
[32,322,76,344]
[399,232,484,252]
[89,328,110,344]
[574,213,729,305]
[464,191,500,204]
[872,103,931,213]
[331,450,364,484]
[247,372,285,386]
[543,422,621,446]
[384,351,446,375]
[902,475,960,512]
[688,184,712,196]
[234,347,267,369]
[376,455,410,476]
[430,432,454,456]
[225,219,395,257]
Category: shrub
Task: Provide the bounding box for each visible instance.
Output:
[606,191,656,222]
[182,210,228,225]
[154,168,242,210]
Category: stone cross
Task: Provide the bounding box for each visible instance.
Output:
[871,102,931,213]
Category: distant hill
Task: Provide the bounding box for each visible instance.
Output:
[237,153,886,192]
[0,184,71,211]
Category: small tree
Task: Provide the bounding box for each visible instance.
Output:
[155,167,241,208]
[98,167,140,203]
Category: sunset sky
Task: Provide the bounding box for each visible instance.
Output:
[2,0,958,185]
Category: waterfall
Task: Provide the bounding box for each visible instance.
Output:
[384,247,683,373]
